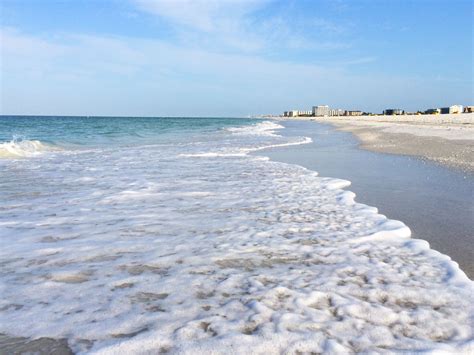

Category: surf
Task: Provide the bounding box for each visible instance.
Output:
[0,137,60,158]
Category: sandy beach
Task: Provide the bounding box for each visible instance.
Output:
[304,114,474,173]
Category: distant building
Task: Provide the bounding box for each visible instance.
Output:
[344,110,362,116]
[329,109,345,116]
[441,105,463,114]
[451,105,463,114]
[383,109,404,115]
[298,110,312,116]
[284,110,312,117]
[425,108,440,114]
[464,106,474,113]
[312,105,330,117]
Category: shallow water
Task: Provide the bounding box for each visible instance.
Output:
[0,116,473,353]
[261,119,474,279]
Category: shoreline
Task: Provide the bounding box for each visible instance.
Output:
[258,119,474,279]
[283,113,474,174]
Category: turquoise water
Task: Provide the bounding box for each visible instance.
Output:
[0,116,253,149]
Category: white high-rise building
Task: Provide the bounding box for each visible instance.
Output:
[312,105,330,116]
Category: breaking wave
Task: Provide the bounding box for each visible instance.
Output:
[0,137,60,158]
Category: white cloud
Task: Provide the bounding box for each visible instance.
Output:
[134,0,270,53]
[134,0,267,32]
[132,0,350,54]
[255,15,351,52]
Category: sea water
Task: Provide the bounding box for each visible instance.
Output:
[0,116,472,354]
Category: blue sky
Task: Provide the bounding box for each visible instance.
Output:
[1,0,472,116]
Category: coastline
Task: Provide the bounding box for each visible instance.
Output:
[257,119,474,279]
[294,113,474,174]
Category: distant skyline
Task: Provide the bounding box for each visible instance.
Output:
[1,0,472,117]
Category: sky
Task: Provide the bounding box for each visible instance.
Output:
[0,0,472,117]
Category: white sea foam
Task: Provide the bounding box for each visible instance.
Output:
[0,120,473,354]
[181,122,311,157]
[225,120,285,136]
[0,138,59,158]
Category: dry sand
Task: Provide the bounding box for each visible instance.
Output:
[308,114,474,173]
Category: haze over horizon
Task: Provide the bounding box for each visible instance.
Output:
[1,0,472,117]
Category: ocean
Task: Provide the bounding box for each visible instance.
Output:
[0,116,472,354]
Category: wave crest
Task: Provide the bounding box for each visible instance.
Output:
[0,138,59,158]
[226,120,284,136]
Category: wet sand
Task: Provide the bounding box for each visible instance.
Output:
[311,113,474,173]
[0,333,73,354]
[259,120,474,279]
